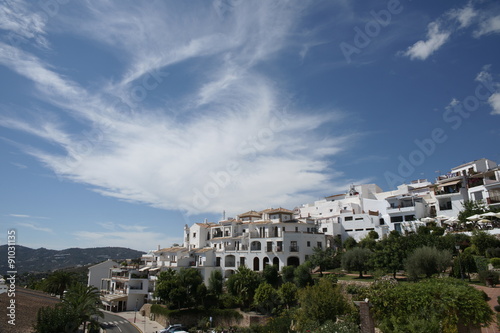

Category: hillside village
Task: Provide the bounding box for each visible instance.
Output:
[88,158,500,313]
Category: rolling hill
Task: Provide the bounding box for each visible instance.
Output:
[0,245,145,275]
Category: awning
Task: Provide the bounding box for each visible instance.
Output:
[440,179,461,186]
[139,267,150,271]
[149,267,161,271]
[101,294,128,303]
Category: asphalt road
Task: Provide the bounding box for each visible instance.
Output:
[100,312,141,333]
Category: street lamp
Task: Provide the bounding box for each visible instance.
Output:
[455,245,464,280]
[134,299,138,323]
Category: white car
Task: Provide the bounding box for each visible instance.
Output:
[158,324,189,333]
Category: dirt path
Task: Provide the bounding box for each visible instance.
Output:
[473,285,500,333]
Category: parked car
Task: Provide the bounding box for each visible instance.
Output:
[158,324,189,333]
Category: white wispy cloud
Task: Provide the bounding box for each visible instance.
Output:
[9,213,49,219]
[0,0,49,48]
[475,65,500,115]
[17,222,53,233]
[448,3,478,29]
[488,93,500,115]
[402,1,500,61]
[475,14,500,36]
[73,226,180,252]
[402,22,451,60]
[0,1,363,218]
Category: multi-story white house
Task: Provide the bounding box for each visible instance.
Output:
[182,208,326,278]
[87,259,119,290]
[99,264,152,311]
[93,157,500,312]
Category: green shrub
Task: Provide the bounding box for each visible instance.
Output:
[491,258,500,268]
[479,270,500,285]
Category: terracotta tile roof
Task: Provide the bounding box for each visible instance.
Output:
[193,248,214,253]
[154,247,188,253]
[239,210,263,217]
[260,207,294,214]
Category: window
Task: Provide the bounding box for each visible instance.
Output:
[322,227,327,232]
[267,242,273,252]
[345,216,353,221]
[317,242,322,249]
[295,227,298,232]
[355,217,363,220]
[307,241,311,247]
[404,215,415,221]
[379,218,385,225]
[330,209,333,212]
[290,241,299,252]
[439,199,452,210]
[390,216,403,223]
[193,232,196,238]
[490,189,500,204]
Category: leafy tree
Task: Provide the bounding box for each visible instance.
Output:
[33,304,80,333]
[451,249,477,281]
[405,246,452,280]
[254,282,279,314]
[471,230,500,256]
[207,269,223,296]
[178,268,204,306]
[63,283,103,332]
[262,264,280,288]
[296,278,353,330]
[155,269,179,307]
[368,278,493,332]
[277,282,298,309]
[343,236,357,250]
[43,271,76,298]
[281,265,295,284]
[458,200,488,225]
[358,235,377,251]
[368,230,379,240]
[226,266,262,309]
[341,247,373,278]
[294,263,313,288]
[308,247,335,276]
[372,232,407,278]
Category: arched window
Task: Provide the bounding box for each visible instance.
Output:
[253,257,260,271]
[250,241,261,251]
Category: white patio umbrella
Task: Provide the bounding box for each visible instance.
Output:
[477,219,491,223]
[480,212,498,218]
[467,214,482,221]
[421,217,435,223]
[436,215,450,220]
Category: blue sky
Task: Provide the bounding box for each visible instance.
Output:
[1,0,499,252]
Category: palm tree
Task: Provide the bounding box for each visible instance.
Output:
[43,271,76,298]
[63,283,103,332]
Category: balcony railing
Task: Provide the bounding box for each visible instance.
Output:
[289,246,299,252]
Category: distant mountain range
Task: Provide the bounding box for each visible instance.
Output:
[0,245,145,275]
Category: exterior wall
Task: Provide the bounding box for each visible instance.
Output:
[87,259,119,290]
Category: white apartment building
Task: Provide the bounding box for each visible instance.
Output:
[93,157,499,312]
[98,264,152,311]
[182,208,326,278]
